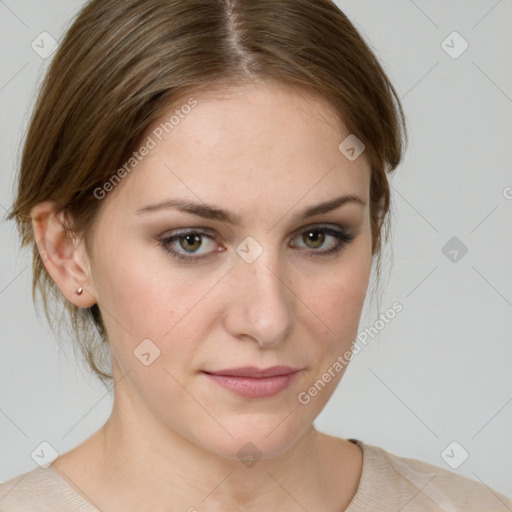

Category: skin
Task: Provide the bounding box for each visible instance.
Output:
[32,81,373,511]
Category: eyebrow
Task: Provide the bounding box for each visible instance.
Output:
[135,193,366,225]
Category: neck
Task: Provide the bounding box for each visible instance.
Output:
[97,412,339,510]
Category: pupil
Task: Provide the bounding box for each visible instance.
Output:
[182,233,200,251]
[306,230,323,248]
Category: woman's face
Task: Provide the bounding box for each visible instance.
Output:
[86,82,373,460]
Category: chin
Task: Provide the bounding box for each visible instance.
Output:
[191,413,312,464]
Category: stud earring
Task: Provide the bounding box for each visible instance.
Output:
[76,287,83,295]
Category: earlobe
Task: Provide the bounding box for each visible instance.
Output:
[31,201,97,308]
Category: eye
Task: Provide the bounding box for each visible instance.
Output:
[290,225,355,257]
[158,230,219,262]
[156,224,355,263]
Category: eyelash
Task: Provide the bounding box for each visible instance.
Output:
[156,224,355,264]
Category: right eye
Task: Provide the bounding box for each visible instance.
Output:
[158,230,221,262]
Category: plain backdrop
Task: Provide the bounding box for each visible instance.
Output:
[1,0,511,498]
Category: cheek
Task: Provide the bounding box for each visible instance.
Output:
[303,252,371,349]
[94,237,178,330]
[94,246,218,373]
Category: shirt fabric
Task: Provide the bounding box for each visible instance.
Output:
[1,439,511,511]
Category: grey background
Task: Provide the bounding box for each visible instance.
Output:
[1,0,511,498]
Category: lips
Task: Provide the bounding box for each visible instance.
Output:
[203,366,299,378]
[202,366,301,399]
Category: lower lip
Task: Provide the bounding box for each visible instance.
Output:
[203,371,300,399]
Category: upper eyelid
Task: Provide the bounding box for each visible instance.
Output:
[161,223,347,242]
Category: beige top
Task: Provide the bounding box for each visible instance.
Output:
[1,439,511,511]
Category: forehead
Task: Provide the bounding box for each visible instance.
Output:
[102,81,370,220]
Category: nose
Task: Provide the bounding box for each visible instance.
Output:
[223,248,294,348]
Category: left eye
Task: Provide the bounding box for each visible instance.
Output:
[292,227,349,251]
[157,225,355,263]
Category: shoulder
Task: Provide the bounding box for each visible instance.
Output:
[347,439,512,511]
[0,465,97,511]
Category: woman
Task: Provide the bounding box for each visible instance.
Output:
[1,0,510,510]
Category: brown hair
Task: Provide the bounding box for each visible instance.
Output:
[6,0,407,386]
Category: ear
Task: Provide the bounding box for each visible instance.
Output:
[31,200,97,308]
